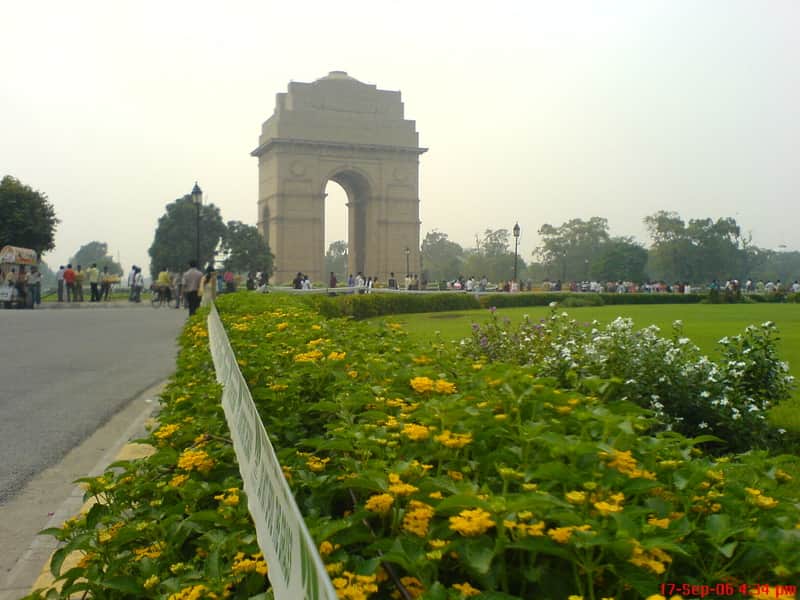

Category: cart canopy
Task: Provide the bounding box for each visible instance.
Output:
[0,246,38,266]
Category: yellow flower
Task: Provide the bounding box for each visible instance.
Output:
[412,354,431,363]
[629,540,672,574]
[594,500,624,516]
[402,423,431,441]
[600,449,655,479]
[429,539,448,548]
[214,488,240,506]
[754,495,779,509]
[276,322,288,331]
[402,501,435,537]
[269,383,288,391]
[306,456,330,472]
[569,596,584,600]
[448,470,464,481]
[331,571,380,599]
[327,351,346,360]
[435,430,473,448]
[347,370,358,379]
[133,542,165,561]
[294,349,324,362]
[154,423,180,440]
[555,405,573,414]
[168,584,209,600]
[365,493,394,515]
[522,483,538,491]
[434,379,456,394]
[177,449,214,474]
[565,491,586,504]
[144,575,159,590]
[472,363,483,370]
[449,508,496,536]
[494,413,508,421]
[231,551,268,577]
[410,376,435,393]
[319,541,334,556]
[429,491,444,499]
[453,582,481,596]
[547,525,592,544]
[647,516,671,528]
[98,522,124,543]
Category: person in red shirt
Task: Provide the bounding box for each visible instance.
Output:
[63,264,76,302]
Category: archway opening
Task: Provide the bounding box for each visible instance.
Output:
[324,180,349,284]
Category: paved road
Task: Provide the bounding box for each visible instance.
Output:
[0,305,185,504]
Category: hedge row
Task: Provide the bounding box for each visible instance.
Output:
[307,291,707,318]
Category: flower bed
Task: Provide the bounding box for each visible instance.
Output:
[30,293,800,600]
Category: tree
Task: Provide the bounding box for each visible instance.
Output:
[220,221,274,275]
[0,175,59,256]
[69,241,123,274]
[324,240,348,281]
[148,195,226,277]
[421,230,464,281]
[593,237,648,282]
[462,229,523,283]
[535,217,610,280]
[645,211,747,282]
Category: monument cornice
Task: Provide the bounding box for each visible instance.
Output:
[251,137,428,158]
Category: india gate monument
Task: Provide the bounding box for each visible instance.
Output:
[252,71,426,284]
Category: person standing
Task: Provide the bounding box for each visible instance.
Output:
[87,263,100,302]
[329,272,337,288]
[100,266,112,301]
[64,264,76,302]
[182,261,203,316]
[28,266,42,306]
[200,266,217,307]
[127,266,137,301]
[388,272,397,290]
[132,267,144,302]
[56,265,65,302]
[74,265,85,302]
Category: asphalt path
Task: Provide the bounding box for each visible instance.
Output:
[0,305,185,504]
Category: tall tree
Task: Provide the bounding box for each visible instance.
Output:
[148,195,226,277]
[324,240,348,281]
[70,241,123,274]
[593,237,648,282]
[220,221,274,275]
[0,175,59,256]
[645,211,747,282]
[535,217,610,280]
[462,229,523,283]
[421,230,464,281]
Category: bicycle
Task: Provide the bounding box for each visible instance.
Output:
[151,285,177,308]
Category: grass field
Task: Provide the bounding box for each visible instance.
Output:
[378,303,800,431]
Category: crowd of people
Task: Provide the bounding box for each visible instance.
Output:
[2,265,42,306]
[53,263,117,303]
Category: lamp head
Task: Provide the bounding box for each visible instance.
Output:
[513,222,521,238]
[191,182,203,206]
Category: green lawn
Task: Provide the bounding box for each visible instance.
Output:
[377,303,800,432]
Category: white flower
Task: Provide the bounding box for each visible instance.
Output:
[698,421,708,429]
[548,301,558,308]
[678,337,690,345]
[700,391,711,398]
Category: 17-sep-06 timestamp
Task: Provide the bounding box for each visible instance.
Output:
[660,582,797,598]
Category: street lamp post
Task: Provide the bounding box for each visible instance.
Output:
[404,246,411,276]
[512,222,520,284]
[191,182,203,265]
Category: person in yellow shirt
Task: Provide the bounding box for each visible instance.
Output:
[156,268,172,303]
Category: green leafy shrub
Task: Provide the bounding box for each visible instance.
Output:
[464,308,798,454]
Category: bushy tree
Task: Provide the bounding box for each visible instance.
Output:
[421,230,464,281]
[220,221,273,276]
[70,241,123,274]
[324,240,348,281]
[535,217,610,280]
[148,195,226,277]
[593,237,648,282]
[462,229,524,283]
[0,175,59,256]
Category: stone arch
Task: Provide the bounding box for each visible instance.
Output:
[252,71,426,284]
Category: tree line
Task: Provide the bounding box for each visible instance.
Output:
[412,212,799,285]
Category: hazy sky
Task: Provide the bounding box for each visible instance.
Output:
[2,0,798,272]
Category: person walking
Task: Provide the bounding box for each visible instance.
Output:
[87,263,100,302]
[182,261,203,316]
[200,266,217,307]
[56,265,65,302]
